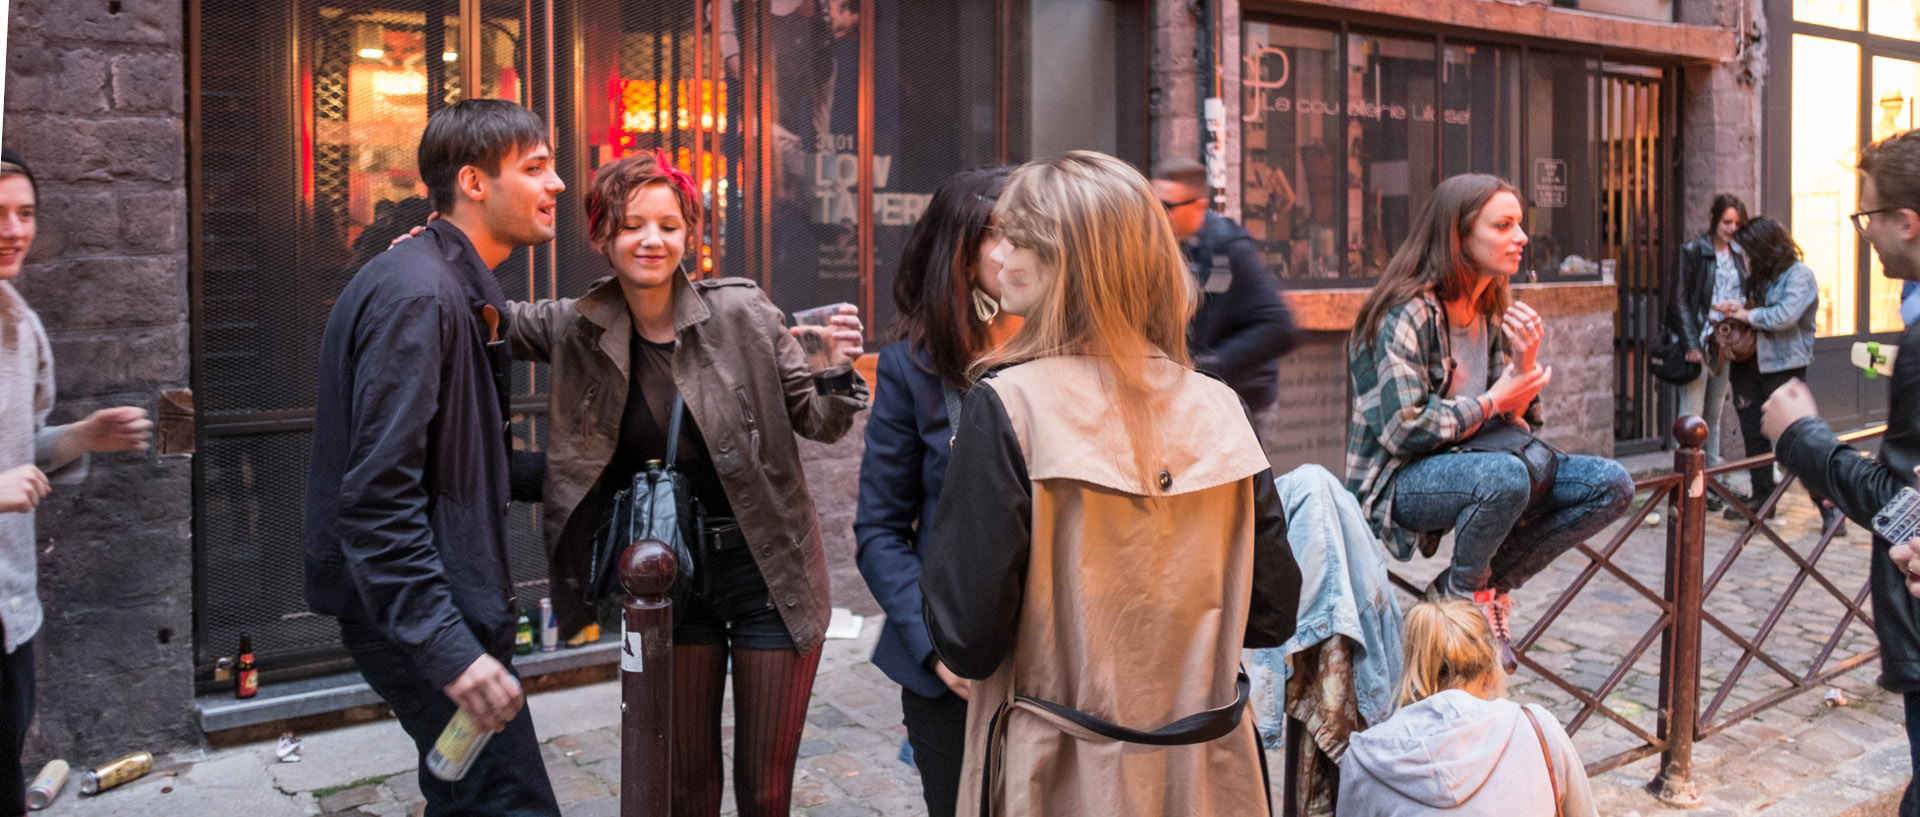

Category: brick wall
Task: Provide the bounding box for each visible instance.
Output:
[5,0,197,762]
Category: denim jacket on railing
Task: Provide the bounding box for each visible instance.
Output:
[1246,464,1405,746]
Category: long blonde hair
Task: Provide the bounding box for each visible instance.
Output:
[1398,598,1505,707]
[976,151,1195,485]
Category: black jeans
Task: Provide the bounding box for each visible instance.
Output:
[1729,361,1807,502]
[901,687,968,817]
[340,621,560,817]
[0,637,31,817]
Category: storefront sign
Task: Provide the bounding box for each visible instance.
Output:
[1533,158,1568,208]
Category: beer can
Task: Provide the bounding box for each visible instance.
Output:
[26,759,68,809]
[80,751,152,796]
[424,709,495,782]
[540,597,558,652]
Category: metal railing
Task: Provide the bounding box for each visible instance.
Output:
[1386,415,1883,807]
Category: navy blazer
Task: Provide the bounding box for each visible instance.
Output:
[853,342,956,699]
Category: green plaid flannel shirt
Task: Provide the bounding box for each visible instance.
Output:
[1344,293,1543,560]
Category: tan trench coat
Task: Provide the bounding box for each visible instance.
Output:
[924,356,1297,817]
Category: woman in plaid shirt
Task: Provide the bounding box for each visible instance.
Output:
[1345,174,1633,673]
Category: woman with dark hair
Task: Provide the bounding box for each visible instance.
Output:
[508,150,868,817]
[853,166,1012,817]
[1345,173,1634,674]
[1667,194,1748,503]
[1719,216,1832,528]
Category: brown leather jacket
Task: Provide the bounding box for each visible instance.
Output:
[507,273,866,652]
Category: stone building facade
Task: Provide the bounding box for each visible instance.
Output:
[5,0,1758,761]
[4,0,197,762]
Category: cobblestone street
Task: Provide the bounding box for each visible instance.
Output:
[31,476,1913,817]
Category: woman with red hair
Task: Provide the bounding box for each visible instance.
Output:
[509,150,868,816]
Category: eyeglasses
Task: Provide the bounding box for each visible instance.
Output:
[1851,207,1908,233]
[1160,197,1202,212]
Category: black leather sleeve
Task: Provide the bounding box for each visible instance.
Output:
[1776,416,1910,531]
[920,383,1032,680]
[1245,469,1302,649]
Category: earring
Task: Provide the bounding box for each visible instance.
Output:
[971,287,1000,323]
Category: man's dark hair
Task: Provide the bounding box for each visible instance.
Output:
[1861,129,1920,215]
[1151,157,1209,194]
[417,100,549,213]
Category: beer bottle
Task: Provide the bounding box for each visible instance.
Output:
[235,635,258,699]
[514,611,533,656]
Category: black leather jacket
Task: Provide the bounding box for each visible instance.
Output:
[1665,235,1747,353]
[1775,320,1920,692]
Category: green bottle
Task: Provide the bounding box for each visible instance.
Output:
[514,612,534,656]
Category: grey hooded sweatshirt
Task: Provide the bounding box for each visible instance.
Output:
[1337,690,1597,817]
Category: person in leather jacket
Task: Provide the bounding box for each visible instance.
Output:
[1765,127,1920,817]
[1665,195,1746,499]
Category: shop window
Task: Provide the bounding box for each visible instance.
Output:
[1790,34,1860,337]
[1241,23,1342,279]
[1345,34,1435,278]
[1868,55,1920,332]
[1524,52,1599,280]
[1796,0,1862,29]
[1441,43,1519,183]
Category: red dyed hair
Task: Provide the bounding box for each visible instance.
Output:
[582,149,703,257]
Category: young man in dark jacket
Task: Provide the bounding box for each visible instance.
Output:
[303,99,565,816]
[1763,127,1920,817]
[1151,159,1300,429]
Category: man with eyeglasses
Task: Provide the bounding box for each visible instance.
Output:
[1763,128,1920,817]
[1151,158,1299,442]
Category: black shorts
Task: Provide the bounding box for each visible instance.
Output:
[673,523,795,651]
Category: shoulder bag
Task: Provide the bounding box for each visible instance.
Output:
[1648,331,1701,385]
[1520,705,1565,817]
[1453,416,1562,509]
[1709,317,1757,369]
[586,394,696,606]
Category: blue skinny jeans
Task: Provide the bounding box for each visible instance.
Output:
[1391,452,1635,594]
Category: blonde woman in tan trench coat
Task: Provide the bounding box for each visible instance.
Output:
[920,151,1303,817]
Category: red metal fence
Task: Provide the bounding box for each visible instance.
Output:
[1387,416,1884,807]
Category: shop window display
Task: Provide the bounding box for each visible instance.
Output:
[1790,34,1860,337]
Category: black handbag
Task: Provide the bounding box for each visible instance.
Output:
[586,394,696,606]
[1648,331,1701,385]
[1452,416,1562,508]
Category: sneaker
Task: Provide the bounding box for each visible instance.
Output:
[1705,493,1725,513]
[1474,589,1519,674]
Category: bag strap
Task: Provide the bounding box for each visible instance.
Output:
[664,393,686,465]
[941,382,964,444]
[1519,706,1565,817]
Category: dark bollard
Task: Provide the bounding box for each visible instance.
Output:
[620,538,676,817]
[1652,415,1707,808]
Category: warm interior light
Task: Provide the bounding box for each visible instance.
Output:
[358,48,385,59]
[443,52,458,62]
